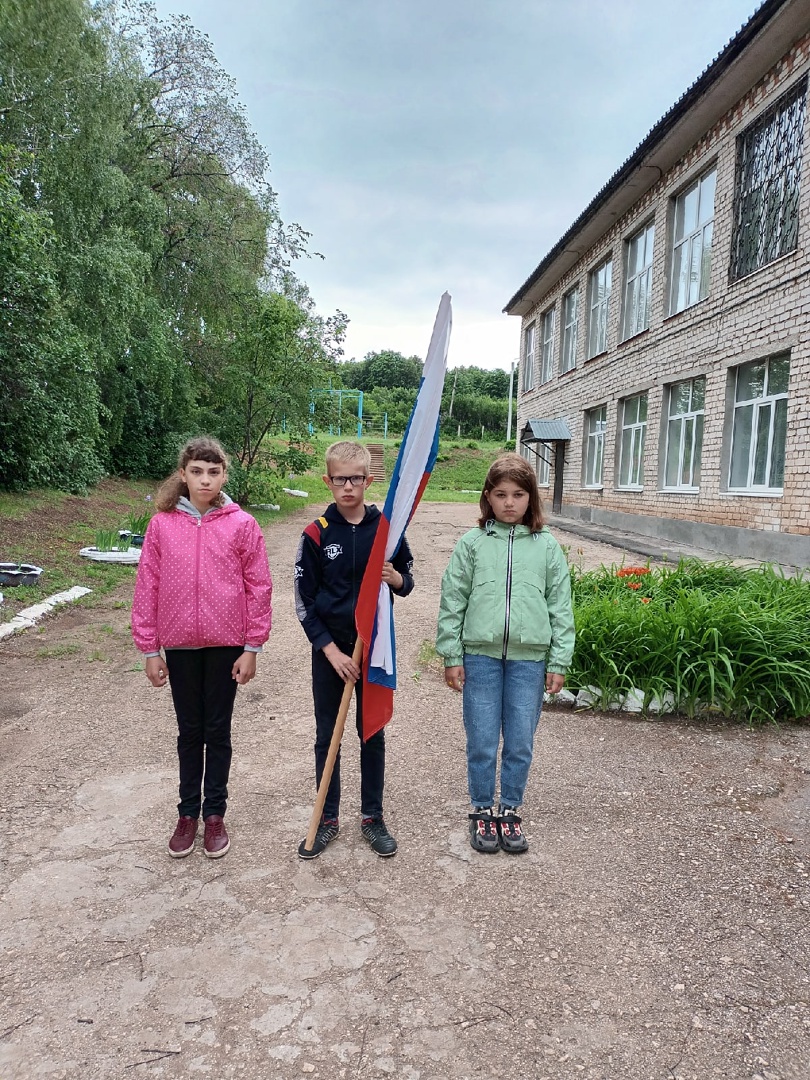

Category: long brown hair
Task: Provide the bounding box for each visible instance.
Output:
[154,436,230,512]
[478,452,544,532]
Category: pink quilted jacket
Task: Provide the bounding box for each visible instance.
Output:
[132,502,272,653]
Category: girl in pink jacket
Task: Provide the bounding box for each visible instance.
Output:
[132,436,272,860]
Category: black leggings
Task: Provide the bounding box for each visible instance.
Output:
[165,647,243,819]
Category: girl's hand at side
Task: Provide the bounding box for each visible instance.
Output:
[445,665,464,692]
[546,671,565,694]
[145,655,168,688]
[232,651,257,685]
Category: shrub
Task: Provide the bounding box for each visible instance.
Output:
[568,559,810,723]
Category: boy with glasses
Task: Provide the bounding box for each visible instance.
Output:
[294,441,414,859]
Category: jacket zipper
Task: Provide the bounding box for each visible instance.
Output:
[501,525,515,660]
[195,515,202,643]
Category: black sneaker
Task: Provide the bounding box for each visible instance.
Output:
[468,807,499,854]
[497,806,528,854]
[298,818,340,859]
[361,817,398,857]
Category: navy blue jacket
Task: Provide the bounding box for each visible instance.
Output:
[294,503,415,651]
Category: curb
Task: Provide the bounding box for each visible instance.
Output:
[0,586,92,641]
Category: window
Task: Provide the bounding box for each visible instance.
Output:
[519,440,549,486]
[622,222,654,339]
[521,322,535,392]
[728,354,789,491]
[584,406,607,488]
[669,168,716,314]
[618,393,647,488]
[536,447,550,487]
[587,258,612,358]
[560,287,579,373]
[539,307,556,384]
[664,377,705,489]
[731,78,807,280]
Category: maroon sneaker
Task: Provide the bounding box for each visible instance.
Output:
[203,815,230,858]
[168,816,198,858]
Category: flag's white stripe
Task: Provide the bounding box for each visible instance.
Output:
[370,293,452,675]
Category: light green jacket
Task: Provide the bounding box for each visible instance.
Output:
[436,520,575,671]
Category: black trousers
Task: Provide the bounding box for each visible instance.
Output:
[165,647,243,819]
[312,644,385,820]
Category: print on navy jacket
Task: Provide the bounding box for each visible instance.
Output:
[294,502,414,651]
[132,496,272,653]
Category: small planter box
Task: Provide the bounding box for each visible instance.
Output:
[79,547,141,565]
[0,563,43,586]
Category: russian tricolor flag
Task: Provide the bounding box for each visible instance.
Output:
[355,292,452,740]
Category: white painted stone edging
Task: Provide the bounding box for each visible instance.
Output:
[0,586,92,641]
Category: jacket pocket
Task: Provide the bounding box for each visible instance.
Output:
[513,569,552,646]
[462,574,500,645]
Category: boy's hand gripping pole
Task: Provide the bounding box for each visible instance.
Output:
[300,637,364,856]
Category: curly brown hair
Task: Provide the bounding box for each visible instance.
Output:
[154,436,230,512]
[477,452,544,532]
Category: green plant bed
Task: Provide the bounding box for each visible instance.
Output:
[568,559,810,723]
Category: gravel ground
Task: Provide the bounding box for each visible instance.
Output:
[1,501,809,1080]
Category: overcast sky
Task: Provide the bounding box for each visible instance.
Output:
[153,0,760,372]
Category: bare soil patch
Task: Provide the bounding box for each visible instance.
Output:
[1,502,808,1080]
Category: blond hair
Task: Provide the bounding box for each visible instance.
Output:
[324,440,371,477]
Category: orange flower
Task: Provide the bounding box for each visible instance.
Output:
[616,566,651,578]
[640,596,651,604]
[626,581,641,590]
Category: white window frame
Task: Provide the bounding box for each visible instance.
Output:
[519,440,550,486]
[669,168,716,315]
[618,393,647,489]
[521,322,535,392]
[560,287,579,373]
[584,406,607,488]
[622,222,654,340]
[539,307,555,384]
[663,377,705,491]
[587,257,612,359]
[728,354,789,493]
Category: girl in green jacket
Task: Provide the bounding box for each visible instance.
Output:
[436,453,575,854]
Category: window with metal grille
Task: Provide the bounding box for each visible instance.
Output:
[622,222,654,340]
[731,78,807,281]
[560,286,579,373]
[584,406,606,488]
[728,354,789,491]
[618,393,647,488]
[521,322,536,392]
[663,376,705,490]
[587,258,612,358]
[539,307,555,383]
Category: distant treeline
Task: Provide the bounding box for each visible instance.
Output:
[337,351,515,438]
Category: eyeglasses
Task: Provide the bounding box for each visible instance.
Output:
[329,475,367,487]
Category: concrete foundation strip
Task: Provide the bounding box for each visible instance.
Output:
[0,586,92,641]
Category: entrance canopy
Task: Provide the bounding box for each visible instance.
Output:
[520,418,572,444]
[519,418,572,514]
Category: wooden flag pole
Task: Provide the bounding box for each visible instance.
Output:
[301,636,364,853]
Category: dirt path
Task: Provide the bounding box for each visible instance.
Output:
[1,502,809,1080]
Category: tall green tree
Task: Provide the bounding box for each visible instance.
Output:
[0,152,102,490]
[202,279,348,501]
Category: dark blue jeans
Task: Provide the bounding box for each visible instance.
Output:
[311,644,385,820]
[165,647,242,819]
[462,653,546,809]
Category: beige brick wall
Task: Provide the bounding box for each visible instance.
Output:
[517,35,810,545]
